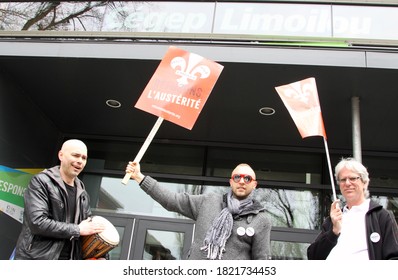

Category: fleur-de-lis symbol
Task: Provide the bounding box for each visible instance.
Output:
[284,83,311,104]
[171,53,210,87]
[283,78,321,111]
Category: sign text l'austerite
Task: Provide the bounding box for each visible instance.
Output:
[147,90,202,109]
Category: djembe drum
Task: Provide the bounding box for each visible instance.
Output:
[81,216,120,259]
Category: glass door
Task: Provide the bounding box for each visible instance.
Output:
[131,217,194,260]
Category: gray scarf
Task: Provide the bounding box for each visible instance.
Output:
[200,189,254,260]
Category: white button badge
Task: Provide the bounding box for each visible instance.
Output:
[370,232,380,243]
[246,227,255,236]
[237,226,246,236]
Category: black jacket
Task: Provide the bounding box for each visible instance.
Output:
[15,166,91,260]
[307,200,398,260]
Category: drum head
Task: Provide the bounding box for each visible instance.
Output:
[92,216,120,246]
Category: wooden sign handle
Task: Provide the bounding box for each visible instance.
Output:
[121,117,164,185]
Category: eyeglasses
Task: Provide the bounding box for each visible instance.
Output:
[338,176,361,184]
[231,174,256,184]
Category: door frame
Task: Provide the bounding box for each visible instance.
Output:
[131,216,195,260]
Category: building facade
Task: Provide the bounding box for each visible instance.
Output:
[1,0,398,260]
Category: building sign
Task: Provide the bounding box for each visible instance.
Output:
[102,2,214,33]
[214,3,332,37]
[0,165,33,223]
[1,2,398,42]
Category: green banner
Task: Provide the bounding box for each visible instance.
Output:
[0,165,34,222]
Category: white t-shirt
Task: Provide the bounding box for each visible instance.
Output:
[326,199,370,260]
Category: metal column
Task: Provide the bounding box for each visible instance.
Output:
[352,96,362,162]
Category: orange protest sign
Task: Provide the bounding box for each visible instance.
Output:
[275,77,327,139]
[135,46,224,130]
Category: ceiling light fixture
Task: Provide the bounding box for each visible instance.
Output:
[106,99,121,108]
[259,107,275,116]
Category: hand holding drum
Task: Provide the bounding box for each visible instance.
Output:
[79,217,106,236]
[80,216,120,259]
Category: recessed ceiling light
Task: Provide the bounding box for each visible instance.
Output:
[106,99,121,108]
[259,107,275,116]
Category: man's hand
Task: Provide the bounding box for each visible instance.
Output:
[126,161,145,183]
[79,217,106,236]
[330,200,342,235]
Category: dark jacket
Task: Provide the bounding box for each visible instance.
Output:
[307,200,398,260]
[15,166,91,260]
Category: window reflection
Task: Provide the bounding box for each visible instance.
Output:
[256,188,321,230]
[143,230,184,260]
[108,226,124,260]
[368,195,398,221]
[202,185,321,230]
[1,2,107,31]
[0,2,213,33]
[271,241,309,260]
[97,176,201,219]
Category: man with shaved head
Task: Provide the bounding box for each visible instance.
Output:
[15,139,105,260]
[126,161,272,260]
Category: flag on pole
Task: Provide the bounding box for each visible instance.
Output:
[275,77,338,200]
[275,77,327,139]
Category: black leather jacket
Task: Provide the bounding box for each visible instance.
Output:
[15,166,91,259]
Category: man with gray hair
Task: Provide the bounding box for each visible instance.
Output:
[307,157,398,260]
